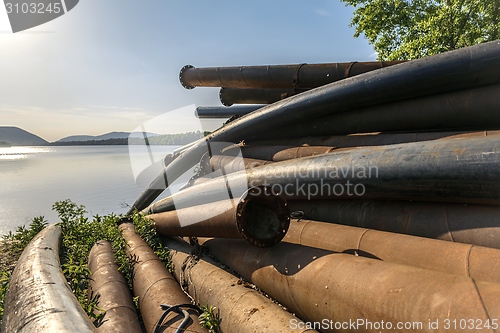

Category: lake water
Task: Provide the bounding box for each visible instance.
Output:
[0,145,182,236]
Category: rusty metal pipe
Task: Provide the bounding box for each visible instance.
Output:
[284,220,500,284]
[1,225,95,333]
[247,130,500,149]
[287,200,500,249]
[129,41,500,214]
[144,135,500,216]
[88,240,142,333]
[199,238,500,333]
[180,61,405,89]
[265,83,500,139]
[195,105,264,118]
[148,189,290,248]
[208,155,273,173]
[163,236,318,333]
[119,223,206,333]
[219,87,305,106]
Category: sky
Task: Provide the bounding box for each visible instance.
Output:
[0,0,375,142]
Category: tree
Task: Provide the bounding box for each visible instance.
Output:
[342,0,500,60]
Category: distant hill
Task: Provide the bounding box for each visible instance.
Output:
[0,127,48,146]
[57,131,138,142]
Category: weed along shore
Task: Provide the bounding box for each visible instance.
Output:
[0,201,220,333]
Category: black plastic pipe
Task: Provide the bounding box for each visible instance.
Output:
[195,105,263,118]
[143,135,500,214]
[219,87,303,106]
[128,41,500,214]
[262,83,500,138]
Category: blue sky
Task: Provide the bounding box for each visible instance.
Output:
[0,0,375,142]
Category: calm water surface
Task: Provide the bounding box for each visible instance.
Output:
[0,145,180,236]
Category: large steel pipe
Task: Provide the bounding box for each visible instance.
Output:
[247,130,500,150]
[88,240,142,333]
[163,236,318,333]
[119,223,206,333]
[267,83,500,138]
[180,61,405,89]
[219,87,304,106]
[284,220,500,284]
[195,105,264,118]
[144,135,500,215]
[287,200,500,249]
[129,41,500,214]
[208,155,272,173]
[148,189,289,248]
[199,238,500,333]
[1,225,95,333]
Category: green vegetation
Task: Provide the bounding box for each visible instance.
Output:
[0,200,218,332]
[199,304,221,333]
[342,0,500,60]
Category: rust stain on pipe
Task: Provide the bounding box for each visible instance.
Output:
[208,155,273,174]
[287,200,500,249]
[149,189,290,248]
[284,220,500,284]
[88,240,142,333]
[272,146,337,162]
[119,223,206,333]
[163,236,318,333]
[199,238,500,333]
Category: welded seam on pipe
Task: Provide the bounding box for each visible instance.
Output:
[465,245,474,278]
[471,278,496,332]
[282,249,308,319]
[93,279,131,296]
[444,206,456,242]
[356,228,370,253]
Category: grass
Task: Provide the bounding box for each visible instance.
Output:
[0,200,219,333]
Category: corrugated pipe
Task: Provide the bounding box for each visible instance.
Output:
[1,225,95,333]
[128,41,500,214]
[88,240,142,333]
[143,135,500,215]
[287,200,500,249]
[163,236,319,333]
[198,238,500,333]
[284,220,500,284]
[119,223,206,333]
[180,61,405,89]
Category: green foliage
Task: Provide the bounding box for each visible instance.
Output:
[131,212,172,272]
[0,271,10,323]
[198,304,221,333]
[342,0,500,60]
[53,200,132,320]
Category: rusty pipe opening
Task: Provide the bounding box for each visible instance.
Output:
[237,187,290,247]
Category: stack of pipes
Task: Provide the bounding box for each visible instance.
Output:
[125,40,500,332]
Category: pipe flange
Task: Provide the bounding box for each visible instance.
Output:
[236,187,290,248]
[179,64,195,89]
